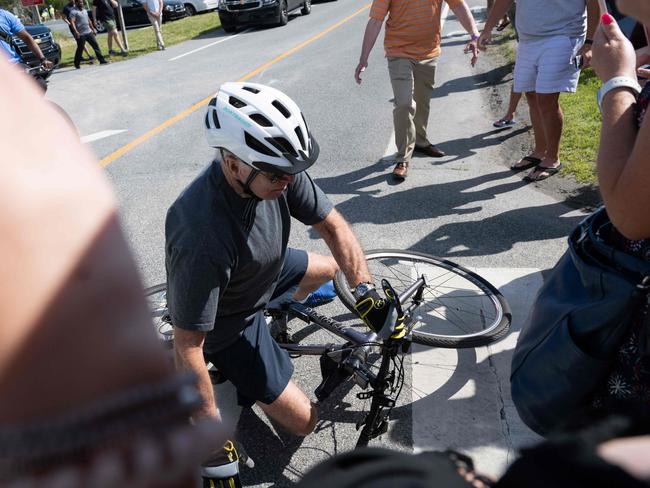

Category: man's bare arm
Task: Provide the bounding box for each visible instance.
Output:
[449,1,479,37]
[355,18,383,84]
[16,29,49,64]
[174,327,220,421]
[477,0,514,50]
[312,209,371,287]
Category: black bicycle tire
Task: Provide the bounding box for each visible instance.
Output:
[333,249,511,349]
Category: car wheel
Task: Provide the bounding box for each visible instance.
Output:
[278,0,288,26]
[222,21,236,32]
[300,0,311,15]
[95,19,106,33]
[185,3,196,15]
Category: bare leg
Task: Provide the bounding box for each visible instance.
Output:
[109,28,126,52]
[502,89,522,121]
[495,88,523,126]
[526,92,563,179]
[257,380,318,436]
[292,252,338,301]
[511,92,547,168]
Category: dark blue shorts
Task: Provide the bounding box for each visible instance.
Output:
[204,248,308,408]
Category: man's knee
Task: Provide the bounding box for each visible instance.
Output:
[293,402,318,436]
[259,381,318,437]
[306,253,338,283]
[536,93,560,112]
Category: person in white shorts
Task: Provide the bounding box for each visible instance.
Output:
[479,0,600,181]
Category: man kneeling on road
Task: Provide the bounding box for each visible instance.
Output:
[166,82,396,484]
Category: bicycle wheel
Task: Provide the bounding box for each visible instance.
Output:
[334,250,511,348]
[145,283,174,349]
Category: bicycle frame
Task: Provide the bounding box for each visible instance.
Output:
[270,275,427,447]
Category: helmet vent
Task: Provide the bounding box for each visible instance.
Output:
[212,109,220,129]
[245,132,278,157]
[204,112,210,129]
[208,97,217,107]
[294,126,305,151]
[242,86,260,94]
[229,96,247,109]
[250,113,273,127]
[272,100,291,118]
[266,137,298,158]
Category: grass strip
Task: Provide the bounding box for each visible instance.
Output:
[53,12,221,68]
[559,69,601,184]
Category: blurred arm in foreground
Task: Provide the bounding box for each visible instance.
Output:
[0,58,222,487]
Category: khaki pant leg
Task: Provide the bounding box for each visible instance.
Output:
[387,56,416,163]
[148,13,165,48]
[412,56,438,147]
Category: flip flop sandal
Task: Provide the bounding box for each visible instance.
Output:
[493,118,517,128]
[510,155,541,171]
[496,19,510,31]
[524,163,563,182]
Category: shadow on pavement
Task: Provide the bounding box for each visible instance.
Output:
[431,63,514,100]
[237,408,306,487]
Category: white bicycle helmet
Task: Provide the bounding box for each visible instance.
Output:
[205,82,319,175]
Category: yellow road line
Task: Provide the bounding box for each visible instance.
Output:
[100,3,371,168]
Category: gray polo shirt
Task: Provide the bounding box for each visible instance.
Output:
[70,7,92,35]
[515,0,587,41]
[165,161,333,352]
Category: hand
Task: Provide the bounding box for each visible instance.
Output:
[592,14,637,82]
[577,44,592,69]
[42,59,54,70]
[464,40,479,67]
[477,30,491,52]
[354,60,367,84]
[354,289,394,337]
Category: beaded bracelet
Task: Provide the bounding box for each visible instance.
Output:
[0,371,202,479]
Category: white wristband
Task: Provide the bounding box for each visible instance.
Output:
[597,76,641,112]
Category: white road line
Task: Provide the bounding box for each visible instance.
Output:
[80,129,127,143]
[168,28,254,61]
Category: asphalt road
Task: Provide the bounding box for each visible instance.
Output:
[47,0,592,484]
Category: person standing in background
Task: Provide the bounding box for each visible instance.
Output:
[144,0,165,50]
[62,0,94,63]
[92,0,128,57]
[70,0,108,69]
[354,0,480,180]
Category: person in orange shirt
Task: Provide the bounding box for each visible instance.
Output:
[355,0,480,179]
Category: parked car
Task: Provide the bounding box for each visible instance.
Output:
[183,0,218,16]
[94,0,187,33]
[11,24,61,69]
[217,0,311,33]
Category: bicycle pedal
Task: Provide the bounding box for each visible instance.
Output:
[273,332,296,344]
[357,391,374,400]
